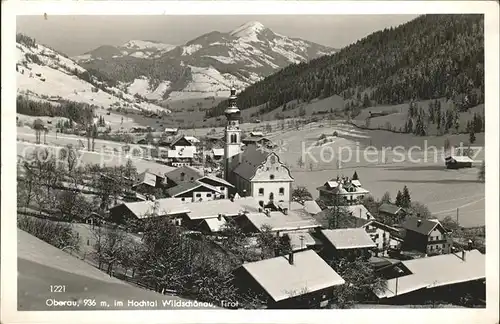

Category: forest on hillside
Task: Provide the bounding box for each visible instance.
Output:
[207,14,484,119]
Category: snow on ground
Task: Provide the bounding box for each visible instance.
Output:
[203,55,236,64]
[122,40,177,52]
[130,51,147,58]
[166,65,248,100]
[229,21,265,43]
[16,42,169,113]
[181,44,202,56]
[126,77,171,101]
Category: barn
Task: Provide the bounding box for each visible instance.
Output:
[445,156,473,169]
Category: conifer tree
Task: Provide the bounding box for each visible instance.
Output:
[395,190,403,207]
[401,186,411,209]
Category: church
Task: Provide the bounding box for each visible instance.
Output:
[223,87,294,209]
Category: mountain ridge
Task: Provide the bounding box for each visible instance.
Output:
[75,21,336,103]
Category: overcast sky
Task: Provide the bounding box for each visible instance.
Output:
[17,15,418,56]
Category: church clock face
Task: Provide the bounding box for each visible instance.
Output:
[231,121,237,126]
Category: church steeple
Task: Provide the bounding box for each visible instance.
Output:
[224,86,242,181]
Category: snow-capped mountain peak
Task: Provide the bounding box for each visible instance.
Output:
[230,21,266,41]
[76,22,335,102]
[122,40,177,52]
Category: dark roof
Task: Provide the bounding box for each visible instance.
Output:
[166,166,203,184]
[171,136,193,147]
[378,203,403,215]
[400,217,444,236]
[229,145,269,180]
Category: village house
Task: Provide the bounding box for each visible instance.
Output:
[445,155,473,169]
[361,220,402,255]
[233,249,345,309]
[346,204,373,220]
[317,228,377,260]
[234,209,321,234]
[375,249,485,305]
[166,180,224,203]
[399,217,452,255]
[378,203,407,222]
[109,196,262,231]
[165,165,203,188]
[316,177,370,205]
[196,174,235,199]
[131,171,164,193]
[211,148,225,160]
[164,127,178,136]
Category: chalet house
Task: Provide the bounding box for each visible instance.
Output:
[445,155,473,169]
[165,166,203,188]
[234,209,321,235]
[361,220,401,255]
[242,136,272,147]
[184,136,200,145]
[399,217,452,255]
[317,228,376,261]
[166,180,224,203]
[109,198,190,226]
[316,178,369,205]
[166,147,196,167]
[375,249,485,305]
[197,175,235,199]
[226,145,294,210]
[378,203,407,222]
[233,249,345,309]
[109,196,262,231]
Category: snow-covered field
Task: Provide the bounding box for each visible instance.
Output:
[127,77,171,100]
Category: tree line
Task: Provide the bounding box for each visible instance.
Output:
[207,14,484,119]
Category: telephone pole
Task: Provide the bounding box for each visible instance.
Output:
[456,208,459,226]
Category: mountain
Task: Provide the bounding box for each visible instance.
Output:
[75,21,336,102]
[207,14,484,119]
[73,40,178,61]
[16,33,170,114]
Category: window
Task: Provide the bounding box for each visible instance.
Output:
[430,246,434,251]
[269,192,274,201]
[230,134,237,143]
[180,172,185,181]
[258,188,264,196]
[196,193,202,198]
[206,193,212,198]
[259,201,264,207]
[220,187,225,191]
[266,167,270,171]
[442,244,446,248]
[181,198,185,201]
[279,187,285,195]
[270,174,275,180]
[190,177,194,181]
[276,167,279,171]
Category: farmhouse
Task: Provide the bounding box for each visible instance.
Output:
[346,204,373,220]
[131,171,163,193]
[166,180,224,202]
[375,249,485,304]
[196,174,235,199]
[164,127,178,135]
[233,249,345,309]
[361,220,402,254]
[399,217,452,255]
[378,203,407,222]
[234,209,320,234]
[317,228,377,260]
[316,177,370,205]
[165,165,203,186]
[445,155,473,169]
[212,148,225,159]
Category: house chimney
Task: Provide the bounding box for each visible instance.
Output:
[461,250,466,261]
[417,219,422,226]
[288,251,294,265]
[283,208,288,215]
[217,214,222,221]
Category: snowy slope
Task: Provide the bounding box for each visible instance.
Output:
[77,21,336,102]
[16,40,170,113]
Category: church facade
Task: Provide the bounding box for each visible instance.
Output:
[223,88,294,209]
